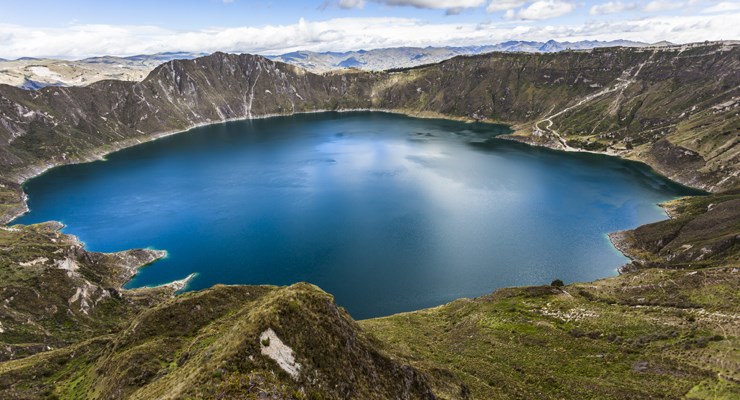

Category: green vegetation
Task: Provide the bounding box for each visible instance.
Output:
[0,178,24,224]
[0,222,172,360]
[363,268,738,399]
[0,44,737,398]
[616,189,739,269]
[1,283,436,399]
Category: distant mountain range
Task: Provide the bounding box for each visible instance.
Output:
[267,39,664,73]
[80,51,208,66]
[0,52,207,90]
[0,40,670,89]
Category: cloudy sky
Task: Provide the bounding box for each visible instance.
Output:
[0,0,738,59]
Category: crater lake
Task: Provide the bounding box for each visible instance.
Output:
[15,112,701,318]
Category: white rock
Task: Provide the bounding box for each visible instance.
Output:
[259,328,301,379]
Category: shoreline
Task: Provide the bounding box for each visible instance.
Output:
[5,107,492,186]
[0,108,502,293]
[607,230,640,274]
[0,108,698,295]
[497,130,713,193]
[1,108,707,226]
[0,108,500,225]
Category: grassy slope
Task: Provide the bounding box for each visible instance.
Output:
[383,45,740,191]
[614,190,739,269]
[549,45,739,191]
[0,222,176,361]
[0,283,437,400]
[363,268,738,399]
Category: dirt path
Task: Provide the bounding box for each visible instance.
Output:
[534,51,656,150]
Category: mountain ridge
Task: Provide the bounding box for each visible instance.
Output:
[0,42,737,226]
[0,39,660,90]
[266,39,654,73]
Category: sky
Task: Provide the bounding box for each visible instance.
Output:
[0,0,738,59]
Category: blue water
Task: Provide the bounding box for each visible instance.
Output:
[16,112,700,318]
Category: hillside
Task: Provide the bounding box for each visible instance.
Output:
[0,53,376,190]
[363,190,739,399]
[371,42,739,191]
[0,222,174,361]
[267,40,650,73]
[0,52,205,90]
[0,42,738,398]
[0,223,437,399]
[0,43,737,226]
[0,41,649,89]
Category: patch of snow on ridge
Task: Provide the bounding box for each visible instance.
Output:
[28,66,62,80]
[260,328,301,379]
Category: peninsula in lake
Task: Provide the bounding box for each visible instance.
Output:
[0,1,738,399]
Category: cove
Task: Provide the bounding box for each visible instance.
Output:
[16,112,701,319]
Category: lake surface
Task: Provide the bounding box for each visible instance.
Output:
[16,112,700,318]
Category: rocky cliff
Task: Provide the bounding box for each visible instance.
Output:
[0,53,376,182]
[0,222,173,361]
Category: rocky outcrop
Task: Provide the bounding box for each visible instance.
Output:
[0,222,173,361]
[612,189,740,271]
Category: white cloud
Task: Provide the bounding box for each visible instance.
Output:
[643,1,685,12]
[506,0,576,20]
[379,0,486,7]
[702,1,740,12]
[339,0,366,8]
[486,0,527,12]
[589,1,637,15]
[337,0,485,12]
[0,12,737,60]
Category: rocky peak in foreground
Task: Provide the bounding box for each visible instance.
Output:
[0,224,440,399]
